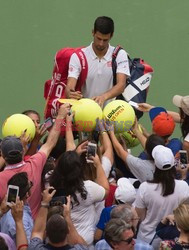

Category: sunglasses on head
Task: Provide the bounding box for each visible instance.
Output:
[121,236,134,244]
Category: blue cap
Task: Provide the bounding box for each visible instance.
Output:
[149,107,167,122]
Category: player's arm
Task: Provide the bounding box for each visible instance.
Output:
[92,73,126,107]
[65,77,82,99]
[65,53,83,100]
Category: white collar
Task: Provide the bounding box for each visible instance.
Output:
[89,42,111,61]
[5,161,26,170]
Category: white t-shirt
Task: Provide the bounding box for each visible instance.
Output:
[184,132,189,142]
[68,43,130,106]
[102,155,112,178]
[94,155,112,223]
[126,154,155,183]
[135,180,189,243]
[71,180,105,245]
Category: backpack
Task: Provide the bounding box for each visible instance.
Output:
[112,45,154,119]
[44,47,88,119]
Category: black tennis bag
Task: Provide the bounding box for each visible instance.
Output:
[112,45,154,119]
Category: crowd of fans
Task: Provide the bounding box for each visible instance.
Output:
[0,94,189,250]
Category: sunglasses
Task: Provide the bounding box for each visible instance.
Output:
[121,237,134,244]
[21,181,33,198]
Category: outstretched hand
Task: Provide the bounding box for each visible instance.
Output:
[0,195,10,215]
[92,95,106,108]
[42,186,56,204]
[76,140,88,156]
[11,197,24,222]
[34,124,48,141]
[57,103,71,118]
[137,103,154,112]
[20,130,31,148]
[131,117,140,133]
[63,195,71,219]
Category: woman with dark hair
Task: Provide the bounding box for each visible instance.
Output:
[49,151,87,205]
[48,150,109,247]
[135,145,189,248]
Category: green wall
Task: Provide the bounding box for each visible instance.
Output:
[0,0,188,152]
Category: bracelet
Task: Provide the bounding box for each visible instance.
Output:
[100,131,107,135]
[41,202,49,208]
[18,244,28,250]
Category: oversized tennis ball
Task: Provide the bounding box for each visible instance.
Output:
[2,114,36,140]
[103,100,135,133]
[71,98,102,132]
[118,124,143,148]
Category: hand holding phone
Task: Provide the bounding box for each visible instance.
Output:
[6,185,19,206]
[86,142,97,163]
[50,196,67,207]
[179,150,188,165]
[41,117,53,129]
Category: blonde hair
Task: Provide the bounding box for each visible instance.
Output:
[174,203,189,233]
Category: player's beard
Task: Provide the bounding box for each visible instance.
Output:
[96,45,106,51]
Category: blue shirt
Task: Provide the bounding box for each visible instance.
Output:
[28,237,88,250]
[95,239,154,250]
[96,206,115,231]
[138,138,182,160]
[0,204,33,244]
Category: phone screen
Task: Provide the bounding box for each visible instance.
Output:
[87,144,97,159]
[180,151,188,164]
[43,118,53,129]
[7,188,18,203]
[50,196,67,206]
[128,101,139,108]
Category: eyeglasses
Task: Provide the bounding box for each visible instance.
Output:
[121,237,134,244]
[25,181,33,195]
[20,181,33,199]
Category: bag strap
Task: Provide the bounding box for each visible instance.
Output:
[112,45,123,85]
[74,49,88,91]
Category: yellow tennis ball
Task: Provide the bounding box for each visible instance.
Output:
[2,114,36,140]
[118,124,143,148]
[71,98,102,132]
[103,100,135,133]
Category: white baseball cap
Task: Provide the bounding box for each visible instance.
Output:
[172,95,189,116]
[152,145,175,170]
[115,177,136,204]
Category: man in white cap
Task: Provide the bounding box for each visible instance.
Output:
[94,178,136,243]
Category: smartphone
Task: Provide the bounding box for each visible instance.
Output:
[50,196,67,207]
[6,185,19,206]
[128,101,139,109]
[41,117,54,129]
[86,142,97,163]
[179,150,188,164]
